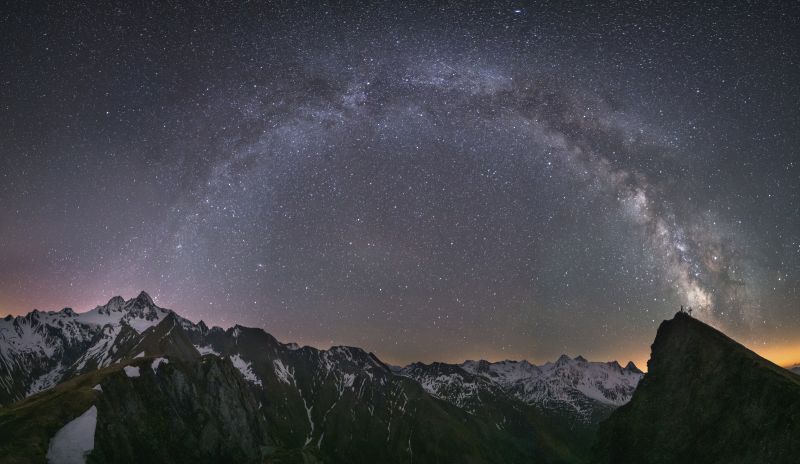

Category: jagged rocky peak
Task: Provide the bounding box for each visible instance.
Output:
[554,354,573,366]
[327,345,377,364]
[283,341,300,350]
[318,345,389,374]
[403,361,458,374]
[230,324,244,337]
[108,294,160,327]
[97,295,125,314]
[70,291,178,335]
[98,291,156,314]
[460,359,492,373]
[607,360,623,370]
[134,290,154,305]
[625,361,642,374]
[59,307,75,316]
[461,358,543,381]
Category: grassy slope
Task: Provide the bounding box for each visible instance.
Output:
[0,364,110,463]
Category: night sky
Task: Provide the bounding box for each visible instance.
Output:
[2,1,799,368]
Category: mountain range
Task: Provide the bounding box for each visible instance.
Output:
[2,293,798,463]
[0,292,639,463]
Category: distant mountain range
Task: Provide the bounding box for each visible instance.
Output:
[399,355,641,423]
[1,293,798,463]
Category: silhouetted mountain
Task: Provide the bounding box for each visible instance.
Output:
[592,312,800,464]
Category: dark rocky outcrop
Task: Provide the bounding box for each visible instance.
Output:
[592,312,800,464]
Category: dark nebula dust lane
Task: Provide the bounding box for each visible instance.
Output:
[1,1,799,367]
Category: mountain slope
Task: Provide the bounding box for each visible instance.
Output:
[592,312,800,464]
[189,323,584,463]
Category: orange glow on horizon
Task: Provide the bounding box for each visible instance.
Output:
[749,342,800,369]
[619,340,800,374]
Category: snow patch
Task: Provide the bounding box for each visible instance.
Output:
[299,388,314,447]
[126,318,161,334]
[229,354,262,386]
[27,364,64,396]
[92,384,102,392]
[46,405,97,464]
[74,325,121,371]
[151,357,168,373]
[123,366,140,378]
[193,344,220,356]
[134,352,144,358]
[273,359,295,385]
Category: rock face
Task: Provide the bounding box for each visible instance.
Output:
[592,312,800,464]
[90,356,272,463]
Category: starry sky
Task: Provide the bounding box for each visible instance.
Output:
[2,1,799,368]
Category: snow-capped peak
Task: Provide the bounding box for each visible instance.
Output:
[101,296,126,313]
[0,292,194,403]
[554,354,573,367]
[60,307,76,317]
[134,291,155,306]
[76,292,169,334]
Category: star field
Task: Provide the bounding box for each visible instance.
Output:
[1,1,799,367]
